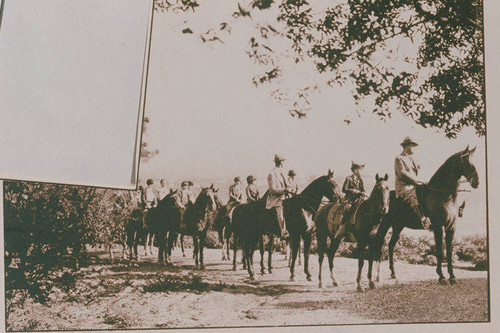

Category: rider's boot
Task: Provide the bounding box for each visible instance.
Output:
[413,205,430,230]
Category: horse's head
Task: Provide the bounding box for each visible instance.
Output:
[372,173,390,215]
[459,145,479,189]
[322,169,341,202]
[213,187,223,208]
[198,184,218,211]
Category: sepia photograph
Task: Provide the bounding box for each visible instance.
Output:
[2,0,491,331]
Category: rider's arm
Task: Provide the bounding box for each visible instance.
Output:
[342,177,360,195]
[229,186,239,201]
[395,157,419,185]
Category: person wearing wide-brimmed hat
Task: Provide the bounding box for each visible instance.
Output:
[395,136,430,229]
[342,161,366,203]
[267,154,291,239]
[286,169,299,199]
[246,175,260,202]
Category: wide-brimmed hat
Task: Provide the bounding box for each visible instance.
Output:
[288,169,297,177]
[247,175,256,183]
[187,180,194,186]
[274,154,286,162]
[400,136,418,147]
[181,180,189,187]
[351,161,365,171]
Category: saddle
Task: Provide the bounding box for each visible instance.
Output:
[325,202,359,243]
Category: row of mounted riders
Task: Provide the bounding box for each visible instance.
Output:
[125,147,478,292]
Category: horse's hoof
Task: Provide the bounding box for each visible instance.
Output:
[332,281,338,287]
[182,254,186,258]
[450,277,458,285]
[375,277,380,283]
[369,281,376,290]
[290,276,295,282]
[232,266,237,271]
[200,265,205,270]
[268,269,272,274]
[357,286,365,293]
[306,275,312,282]
[249,275,255,281]
[390,273,397,279]
[439,278,448,286]
[318,282,322,288]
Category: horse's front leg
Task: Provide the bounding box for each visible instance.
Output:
[388,227,402,279]
[290,235,300,281]
[368,254,375,289]
[433,227,447,284]
[226,230,231,261]
[221,227,227,261]
[268,235,274,274]
[200,235,206,270]
[194,236,199,267]
[445,228,457,285]
[327,235,342,287]
[303,235,312,281]
[180,235,186,257]
[232,236,238,271]
[356,242,366,292]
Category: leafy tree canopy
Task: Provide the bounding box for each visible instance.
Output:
[155,0,484,138]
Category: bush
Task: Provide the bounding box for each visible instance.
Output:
[455,235,488,270]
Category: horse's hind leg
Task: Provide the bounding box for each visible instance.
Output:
[298,239,302,266]
[259,236,265,275]
[303,235,312,281]
[433,227,447,284]
[267,235,274,274]
[388,227,402,279]
[445,229,457,285]
[290,236,300,281]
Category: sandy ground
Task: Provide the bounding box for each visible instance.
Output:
[7,247,489,331]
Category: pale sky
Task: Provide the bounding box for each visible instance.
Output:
[140,2,486,235]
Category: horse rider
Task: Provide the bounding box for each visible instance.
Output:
[246,175,260,202]
[335,161,366,238]
[227,177,243,210]
[395,136,430,229]
[144,179,157,210]
[267,154,291,239]
[177,180,196,209]
[158,179,170,201]
[286,169,299,198]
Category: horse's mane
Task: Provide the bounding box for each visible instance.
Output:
[193,188,211,208]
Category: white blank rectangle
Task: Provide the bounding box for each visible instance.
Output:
[0,0,153,189]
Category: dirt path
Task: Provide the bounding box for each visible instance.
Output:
[7,248,488,331]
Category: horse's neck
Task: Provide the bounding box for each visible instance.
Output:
[300,182,324,209]
[428,157,462,193]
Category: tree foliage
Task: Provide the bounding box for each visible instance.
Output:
[155,0,484,138]
[3,182,136,307]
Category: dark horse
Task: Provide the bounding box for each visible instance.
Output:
[125,206,144,260]
[374,146,479,285]
[213,204,234,261]
[143,190,182,264]
[232,170,341,280]
[177,185,219,269]
[315,174,391,291]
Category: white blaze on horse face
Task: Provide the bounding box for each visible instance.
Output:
[208,190,217,211]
